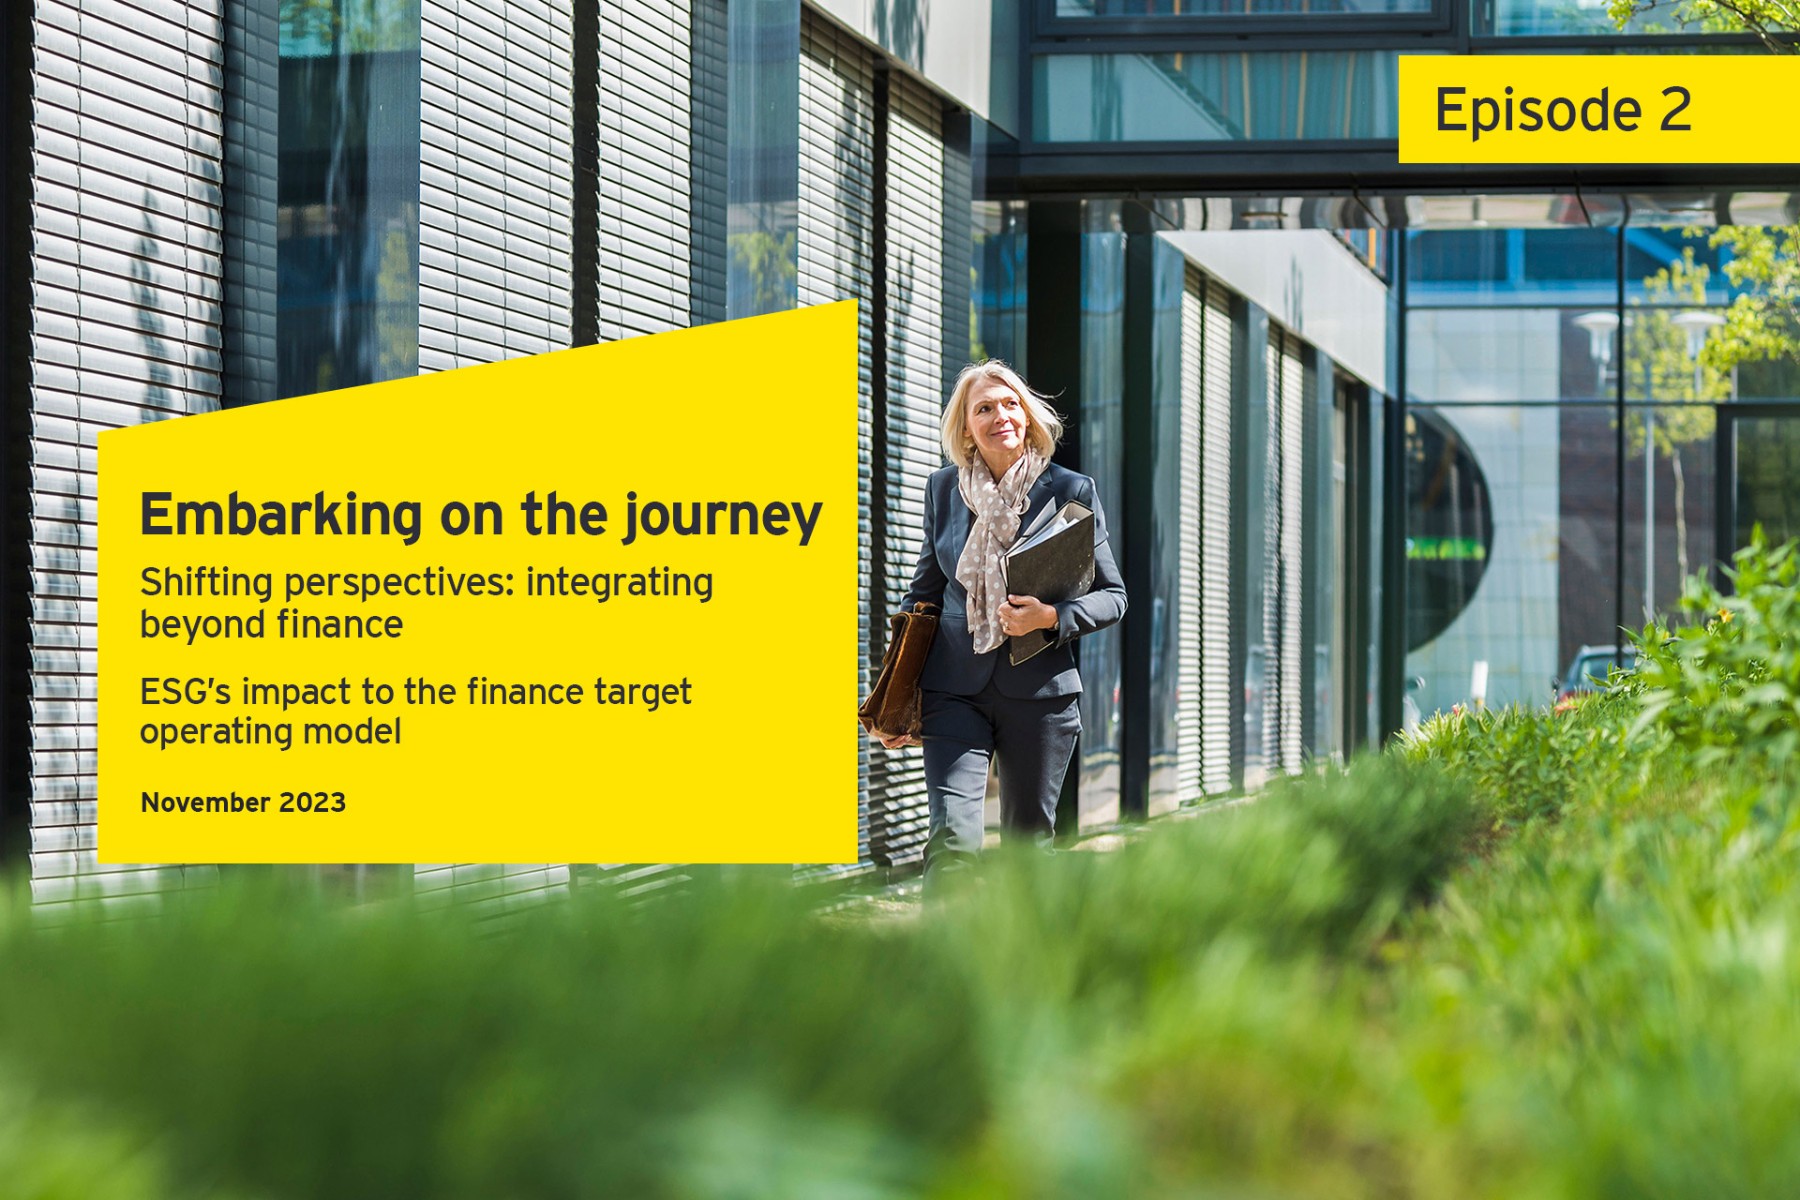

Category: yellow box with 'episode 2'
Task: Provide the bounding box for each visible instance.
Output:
[1399,55,1800,164]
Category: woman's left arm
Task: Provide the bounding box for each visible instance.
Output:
[1050,476,1128,647]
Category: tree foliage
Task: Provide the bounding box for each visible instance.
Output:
[1628,246,1725,457]
[279,0,422,54]
[1607,0,1799,50]
[1707,225,1800,371]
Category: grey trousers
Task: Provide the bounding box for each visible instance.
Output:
[920,679,1082,875]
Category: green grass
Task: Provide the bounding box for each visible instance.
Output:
[6,541,1800,1197]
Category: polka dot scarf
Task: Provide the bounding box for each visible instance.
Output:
[955,448,1048,655]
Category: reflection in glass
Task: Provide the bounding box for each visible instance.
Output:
[1406,228,1617,307]
[1240,309,1270,784]
[1056,0,1430,14]
[1407,195,1619,231]
[728,0,799,318]
[1486,0,1793,36]
[1405,408,1493,653]
[1035,52,1399,142]
[1396,215,1799,722]
[1486,0,1642,36]
[1624,228,1739,307]
[1405,405,1621,716]
[1622,242,1733,612]
[1147,237,1186,811]
[278,0,420,399]
[972,201,1027,365]
[1734,417,1800,547]
[1316,376,1349,760]
[1627,227,1800,407]
[1079,203,1125,826]
[1409,308,1611,403]
[1622,410,1716,624]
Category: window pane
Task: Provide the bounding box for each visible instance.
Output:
[1034,52,1400,142]
[1487,0,1640,36]
[1623,406,1716,623]
[1625,225,1800,402]
[1486,0,1794,35]
[1147,237,1187,812]
[1079,203,1126,826]
[972,201,1027,365]
[1407,228,1617,307]
[278,0,421,399]
[1055,0,1431,15]
[1409,309,1622,403]
[1404,404,1619,717]
[1732,415,1800,549]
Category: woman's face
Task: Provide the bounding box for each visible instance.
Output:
[965,381,1030,466]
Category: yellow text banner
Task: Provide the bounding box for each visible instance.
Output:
[99,303,861,864]
[1399,55,1800,164]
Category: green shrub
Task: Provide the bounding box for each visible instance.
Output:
[0,759,1481,1200]
[0,875,978,1200]
[6,540,1800,1196]
[1383,760,1800,1198]
[1398,693,1637,829]
[1632,528,1800,769]
[0,1078,220,1200]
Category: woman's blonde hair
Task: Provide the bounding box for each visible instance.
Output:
[940,360,1064,469]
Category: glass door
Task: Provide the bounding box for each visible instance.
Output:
[1719,406,1800,570]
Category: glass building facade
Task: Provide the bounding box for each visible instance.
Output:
[2,0,1796,910]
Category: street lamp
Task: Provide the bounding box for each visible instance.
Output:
[1574,311,1620,388]
[1671,309,1726,395]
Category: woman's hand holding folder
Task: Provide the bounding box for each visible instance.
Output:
[998,593,1058,638]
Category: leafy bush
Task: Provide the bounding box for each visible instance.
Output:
[937,757,1481,1018]
[1397,692,1636,830]
[1631,528,1800,768]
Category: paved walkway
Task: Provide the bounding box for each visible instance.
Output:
[821,797,1243,923]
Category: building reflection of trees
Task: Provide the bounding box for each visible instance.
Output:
[1405,408,1493,653]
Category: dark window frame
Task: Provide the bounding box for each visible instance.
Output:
[1715,402,1800,589]
[1017,0,1792,156]
[1034,0,1455,40]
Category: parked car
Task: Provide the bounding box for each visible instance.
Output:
[1554,644,1630,703]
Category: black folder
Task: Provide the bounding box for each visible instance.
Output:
[1002,500,1095,666]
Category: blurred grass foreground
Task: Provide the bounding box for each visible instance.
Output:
[11,540,1800,1198]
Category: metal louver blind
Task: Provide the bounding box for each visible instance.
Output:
[1279,331,1307,774]
[28,0,227,913]
[1200,278,1233,795]
[413,863,573,911]
[571,862,694,902]
[419,0,574,373]
[869,70,942,868]
[574,0,706,901]
[598,0,692,340]
[1261,330,1284,774]
[222,0,278,407]
[1174,266,1203,802]
[688,0,727,326]
[798,11,875,874]
[415,0,574,909]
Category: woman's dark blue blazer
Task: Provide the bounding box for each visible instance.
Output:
[900,460,1128,702]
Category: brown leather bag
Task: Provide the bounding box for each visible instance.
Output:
[858,602,940,741]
